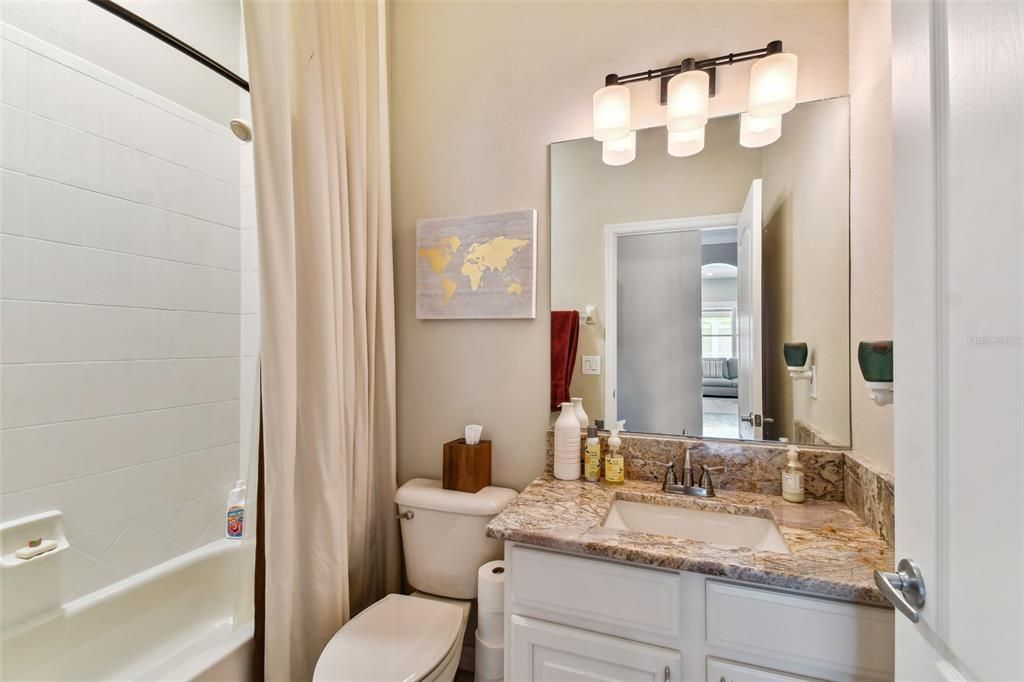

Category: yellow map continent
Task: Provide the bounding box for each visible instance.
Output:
[460,237,529,290]
[442,277,458,302]
[417,236,461,274]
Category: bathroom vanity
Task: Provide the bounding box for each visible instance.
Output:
[487,477,894,682]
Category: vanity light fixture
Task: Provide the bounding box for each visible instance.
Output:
[593,40,797,165]
[668,126,705,158]
[739,112,782,148]
[666,60,710,133]
[602,130,636,166]
[592,82,632,142]
[748,50,799,117]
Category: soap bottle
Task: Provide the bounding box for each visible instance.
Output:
[605,419,626,484]
[584,425,601,482]
[226,480,246,538]
[780,441,805,503]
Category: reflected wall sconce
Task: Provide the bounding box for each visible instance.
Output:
[858,341,894,406]
[579,305,597,326]
[783,342,817,399]
[593,40,798,165]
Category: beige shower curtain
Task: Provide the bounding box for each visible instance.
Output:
[243,1,400,679]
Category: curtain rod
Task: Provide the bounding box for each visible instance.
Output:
[85,0,250,92]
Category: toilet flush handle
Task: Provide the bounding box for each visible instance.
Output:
[396,510,414,520]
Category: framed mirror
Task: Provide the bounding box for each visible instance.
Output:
[550,97,850,446]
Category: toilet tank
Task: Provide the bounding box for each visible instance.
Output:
[395,478,517,599]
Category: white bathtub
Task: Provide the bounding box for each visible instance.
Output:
[0,539,255,681]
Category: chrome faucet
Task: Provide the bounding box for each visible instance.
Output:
[660,449,718,497]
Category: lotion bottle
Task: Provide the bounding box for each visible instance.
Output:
[584,425,601,482]
[780,440,805,503]
[605,419,626,484]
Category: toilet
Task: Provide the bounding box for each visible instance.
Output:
[313,478,517,682]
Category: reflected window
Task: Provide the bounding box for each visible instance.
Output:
[701,307,737,358]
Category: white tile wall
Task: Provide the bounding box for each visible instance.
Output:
[0,25,257,628]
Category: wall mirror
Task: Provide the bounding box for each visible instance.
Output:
[550,97,850,446]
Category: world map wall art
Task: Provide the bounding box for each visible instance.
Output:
[416,209,537,319]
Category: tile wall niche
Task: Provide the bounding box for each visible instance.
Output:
[0,24,258,627]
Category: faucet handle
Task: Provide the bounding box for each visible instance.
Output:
[698,465,722,497]
[656,461,678,487]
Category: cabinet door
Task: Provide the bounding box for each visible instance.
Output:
[510,615,680,682]
[707,657,816,682]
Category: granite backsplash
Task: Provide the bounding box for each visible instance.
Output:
[544,430,894,546]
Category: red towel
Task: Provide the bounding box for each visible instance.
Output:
[550,310,580,410]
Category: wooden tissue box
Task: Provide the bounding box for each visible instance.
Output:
[443,439,492,493]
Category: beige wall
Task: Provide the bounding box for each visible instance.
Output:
[762,98,851,446]
[390,0,850,490]
[849,0,894,473]
[550,121,761,423]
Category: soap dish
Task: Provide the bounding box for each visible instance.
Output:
[0,511,70,568]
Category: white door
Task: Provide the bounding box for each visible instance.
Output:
[887,1,1023,680]
[736,180,763,440]
[510,615,680,682]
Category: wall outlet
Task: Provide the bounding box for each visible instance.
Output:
[581,355,601,375]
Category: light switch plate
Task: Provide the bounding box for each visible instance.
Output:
[581,355,601,375]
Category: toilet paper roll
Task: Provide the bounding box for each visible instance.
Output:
[474,630,504,680]
[477,560,505,613]
[477,609,504,644]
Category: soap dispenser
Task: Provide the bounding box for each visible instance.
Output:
[605,420,626,484]
[780,439,805,503]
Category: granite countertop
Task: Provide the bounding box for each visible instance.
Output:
[486,475,894,606]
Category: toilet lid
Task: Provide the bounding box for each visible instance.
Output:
[313,594,464,682]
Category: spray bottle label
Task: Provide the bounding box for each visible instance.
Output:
[227,506,244,538]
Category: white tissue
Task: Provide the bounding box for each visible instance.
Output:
[465,424,483,445]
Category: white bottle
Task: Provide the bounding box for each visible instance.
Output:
[226,480,246,539]
[553,402,582,480]
[781,442,805,503]
[571,397,588,430]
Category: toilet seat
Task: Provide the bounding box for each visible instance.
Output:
[312,594,466,682]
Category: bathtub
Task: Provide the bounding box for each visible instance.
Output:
[1,539,255,681]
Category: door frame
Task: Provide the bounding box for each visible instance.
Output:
[603,213,740,426]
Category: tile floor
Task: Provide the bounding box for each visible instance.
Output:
[702,396,739,439]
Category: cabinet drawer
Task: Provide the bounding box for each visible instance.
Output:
[508,545,683,646]
[706,581,894,680]
[511,615,680,682]
[708,657,816,682]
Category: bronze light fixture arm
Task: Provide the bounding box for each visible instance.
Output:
[605,40,784,104]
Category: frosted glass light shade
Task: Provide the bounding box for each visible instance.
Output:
[667,126,705,157]
[602,131,636,166]
[748,52,798,117]
[666,69,709,133]
[593,85,631,142]
[739,113,782,148]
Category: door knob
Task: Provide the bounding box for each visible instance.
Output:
[874,558,926,622]
[740,412,754,424]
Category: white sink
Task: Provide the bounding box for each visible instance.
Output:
[603,500,791,554]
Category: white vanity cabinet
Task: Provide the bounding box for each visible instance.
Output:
[504,544,894,682]
[511,616,681,681]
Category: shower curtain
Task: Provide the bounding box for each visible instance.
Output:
[242,1,400,679]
